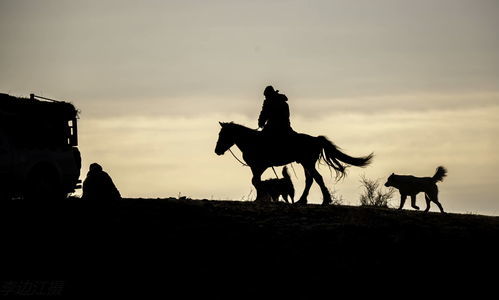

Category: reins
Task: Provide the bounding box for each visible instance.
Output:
[271,167,279,179]
[228,148,248,167]
[227,148,280,179]
[289,162,298,179]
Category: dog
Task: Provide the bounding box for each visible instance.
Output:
[260,166,295,203]
[384,166,447,213]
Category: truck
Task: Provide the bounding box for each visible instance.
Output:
[0,93,81,201]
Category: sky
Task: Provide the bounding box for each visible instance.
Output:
[1,0,498,215]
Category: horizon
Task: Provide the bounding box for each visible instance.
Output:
[1,0,498,215]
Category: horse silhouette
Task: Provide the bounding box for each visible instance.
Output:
[215,122,373,205]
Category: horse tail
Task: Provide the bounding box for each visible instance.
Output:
[432,166,447,182]
[318,136,374,179]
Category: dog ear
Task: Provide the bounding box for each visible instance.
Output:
[219,122,224,127]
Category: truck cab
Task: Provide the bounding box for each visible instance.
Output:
[0,93,81,201]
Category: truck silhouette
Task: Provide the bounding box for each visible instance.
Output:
[0,93,81,201]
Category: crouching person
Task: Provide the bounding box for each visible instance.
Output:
[82,163,122,201]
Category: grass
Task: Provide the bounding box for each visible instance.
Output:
[1,198,498,297]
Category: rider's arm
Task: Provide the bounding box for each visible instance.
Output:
[258,100,269,128]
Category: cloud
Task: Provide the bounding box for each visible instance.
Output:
[293,92,499,118]
[74,91,499,121]
[2,0,499,111]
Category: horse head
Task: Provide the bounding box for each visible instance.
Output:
[215,122,236,155]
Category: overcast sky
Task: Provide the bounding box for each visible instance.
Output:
[1,0,498,214]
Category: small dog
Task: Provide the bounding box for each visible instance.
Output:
[384,166,447,213]
[260,166,295,203]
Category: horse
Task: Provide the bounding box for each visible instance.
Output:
[214,122,373,205]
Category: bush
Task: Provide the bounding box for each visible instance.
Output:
[330,189,344,206]
[359,175,395,207]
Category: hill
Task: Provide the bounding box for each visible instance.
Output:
[1,198,498,297]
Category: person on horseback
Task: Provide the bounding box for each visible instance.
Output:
[257,85,294,137]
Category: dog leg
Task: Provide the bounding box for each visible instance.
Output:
[424,193,431,212]
[274,192,281,202]
[411,195,420,210]
[398,194,407,210]
[433,193,445,213]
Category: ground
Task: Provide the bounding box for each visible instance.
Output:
[1,198,498,297]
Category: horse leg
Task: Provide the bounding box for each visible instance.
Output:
[251,166,268,203]
[310,167,332,205]
[296,164,313,205]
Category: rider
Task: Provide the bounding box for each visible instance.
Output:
[258,85,294,137]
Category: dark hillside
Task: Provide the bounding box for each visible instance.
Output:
[1,199,498,297]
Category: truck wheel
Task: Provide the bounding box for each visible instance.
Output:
[24,166,64,202]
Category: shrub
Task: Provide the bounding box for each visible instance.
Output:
[330,189,344,206]
[359,175,395,207]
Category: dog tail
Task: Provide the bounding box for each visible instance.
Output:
[282,166,291,181]
[432,166,447,182]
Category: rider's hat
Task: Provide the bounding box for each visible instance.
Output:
[264,85,277,97]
